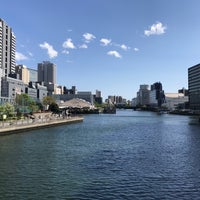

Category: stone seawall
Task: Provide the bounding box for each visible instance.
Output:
[0,117,84,136]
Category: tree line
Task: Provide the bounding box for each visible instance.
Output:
[0,94,59,120]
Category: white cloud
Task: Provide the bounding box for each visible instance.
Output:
[120,44,129,51]
[83,33,96,43]
[100,38,111,46]
[16,52,28,61]
[107,51,122,58]
[39,42,58,58]
[62,38,76,49]
[144,22,166,36]
[134,47,139,52]
[62,50,70,54]
[112,42,130,51]
[79,44,88,49]
[28,52,33,57]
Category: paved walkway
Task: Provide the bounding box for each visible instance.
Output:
[0,116,84,136]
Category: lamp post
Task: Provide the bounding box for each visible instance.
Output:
[0,112,2,127]
[2,114,6,127]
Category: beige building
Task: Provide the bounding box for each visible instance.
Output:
[15,65,30,84]
[54,85,63,95]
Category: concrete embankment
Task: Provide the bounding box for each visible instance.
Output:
[0,116,84,136]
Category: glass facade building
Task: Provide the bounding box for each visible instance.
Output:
[38,61,56,85]
[188,64,200,110]
[28,68,38,83]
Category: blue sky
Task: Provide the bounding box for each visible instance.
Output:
[1,0,200,100]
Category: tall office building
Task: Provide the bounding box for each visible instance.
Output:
[150,82,165,107]
[188,63,200,110]
[95,90,102,104]
[96,90,101,98]
[28,68,38,83]
[38,61,56,85]
[15,65,30,84]
[0,18,16,77]
[137,84,150,106]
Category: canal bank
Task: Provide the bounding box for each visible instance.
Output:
[0,116,84,136]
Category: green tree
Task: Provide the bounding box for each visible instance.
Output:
[4,103,15,117]
[15,94,40,113]
[36,102,44,111]
[42,96,55,109]
[16,94,32,106]
[48,102,60,113]
[0,104,5,118]
[29,101,39,113]
[0,103,15,119]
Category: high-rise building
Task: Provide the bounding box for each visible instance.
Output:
[150,82,165,107]
[96,90,101,98]
[94,90,103,104]
[28,68,38,83]
[15,65,30,84]
[108,95,116,104]
[137,84,150,106]
[178,88,188,96]
[37,61,56,85]
[0,18,16,77]
[188,63,200,110]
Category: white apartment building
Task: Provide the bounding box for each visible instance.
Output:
[0,19,16,77]
[0,19,16,95]
[162,93,188,111]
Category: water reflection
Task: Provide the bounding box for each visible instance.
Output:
[0,110,200,199]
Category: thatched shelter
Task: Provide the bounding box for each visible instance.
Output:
[59,98,94,109]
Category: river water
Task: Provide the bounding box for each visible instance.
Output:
[0,110,200,199]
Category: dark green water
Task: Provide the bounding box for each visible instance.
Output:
[0,110,200,199]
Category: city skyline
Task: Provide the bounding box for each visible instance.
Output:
[1,0,200,100]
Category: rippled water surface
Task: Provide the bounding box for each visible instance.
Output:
[0,110,200,199]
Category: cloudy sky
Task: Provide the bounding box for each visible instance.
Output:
[1,0,200,100]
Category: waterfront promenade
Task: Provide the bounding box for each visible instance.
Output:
[0,113,84,136]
